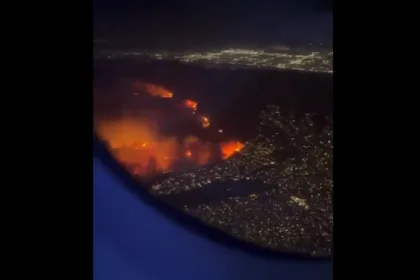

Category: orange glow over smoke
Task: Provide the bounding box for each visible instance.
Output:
[96,118,178,175]
[96,118,218,176]
[183,99,198,110]
[144,83,173,98]
[131,81,173,99]
[184,136,212,165]
[185,149,192,158]
[97,82,246,176]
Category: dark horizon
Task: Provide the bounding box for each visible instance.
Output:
[94,0,333,49]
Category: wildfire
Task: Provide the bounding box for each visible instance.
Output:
[183,99,198,110]
[144,83,173,98]
[185,149,192,158]
[220,141,245,159]
[200,116,210,128]
[96,81,247,177]
[131,81,173,98]
[96,118,219,176]
[183,136,212,165]
[96,118,179,175]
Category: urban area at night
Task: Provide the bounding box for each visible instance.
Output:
[94,0,333,262]
[95,47,333,73]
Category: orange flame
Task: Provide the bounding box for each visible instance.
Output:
[97,81,247,176]
[131,81,173,98]
[144,83,173,98]
[183,99,198,110]
[220,141,245,159]
[96,118,179,175]
[200,116,210,128]
[96,118,218,176]
[184,136,212,165]
[185,149,192,158]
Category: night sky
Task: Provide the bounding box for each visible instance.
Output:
[94,0,333,49]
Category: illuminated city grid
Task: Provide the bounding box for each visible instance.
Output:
[96,48,333,74]
[150,105,333,256]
